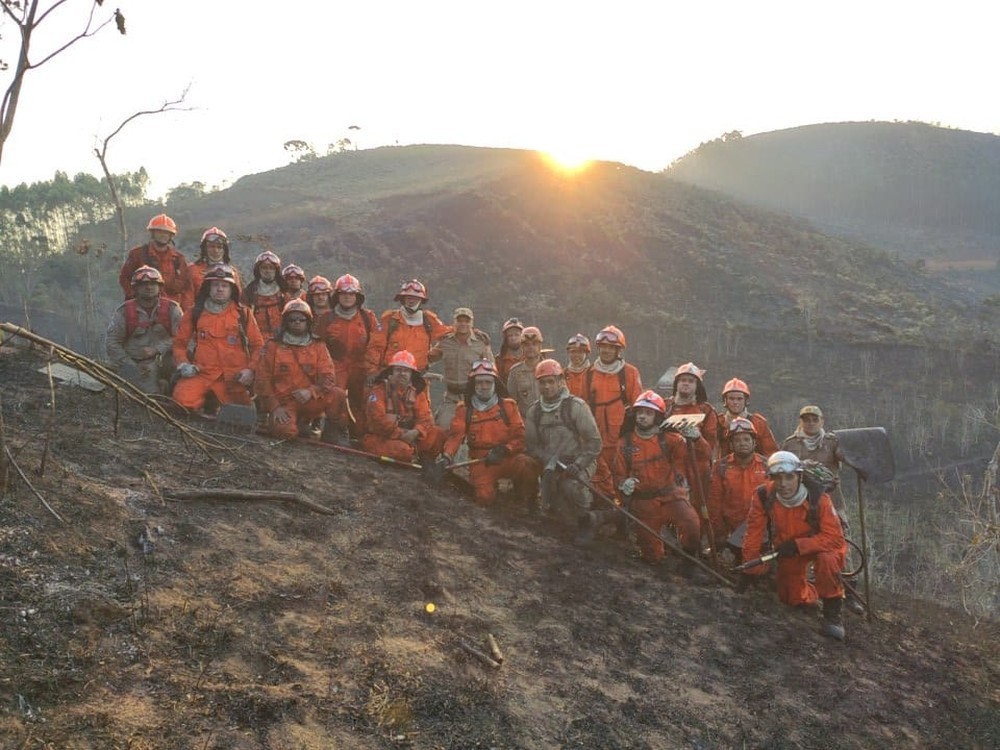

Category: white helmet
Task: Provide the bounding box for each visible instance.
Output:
[767,451,804,476]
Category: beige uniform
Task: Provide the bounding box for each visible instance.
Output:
[105,298,183,393]
[507,360,540,416]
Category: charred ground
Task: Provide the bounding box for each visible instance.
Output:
[0,347,998,749]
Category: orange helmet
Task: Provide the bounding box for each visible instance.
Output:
[722,378,750,398]
[130,265,163,286]
[394,279,428,302]
[388,350,419,371]
[727,417,757,438]
[468,359,499,380]
[632,389,666,415]
[566,333,591,352]
[521,326,543,343]
[595,325,626,349]
[203,263,238,286]
[533,359,563,379]
[502,317,525,333]
[147,213,177,234]
[308,275,333,294]
[281,264,305,280]
[254,250,281,269]
[282,298,313,320]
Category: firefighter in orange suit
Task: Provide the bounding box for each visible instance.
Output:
[707,417,768,557]
[714,377,779,459]
[171,264,264,412]
[244,250,287,339]
[438,360,539,507]
[317,274,379,438]
[564,333,592,400]
[741,451,848,641]
[365,279,451,378]
[612,390,702,574]
[185,227,242,312]
[119,213,192,307]
[254,299,349,443]
[362,350,445,463]
[495,317,525,382]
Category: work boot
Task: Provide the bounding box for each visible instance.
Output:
[678,554,710,585]
[820,597,846,641]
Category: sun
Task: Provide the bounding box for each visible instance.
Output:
[539,148,594,174]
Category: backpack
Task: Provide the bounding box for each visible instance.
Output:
[756,477,825,537]
[123,298,174,339]
[464,396,513,433]
[531,396,582,442]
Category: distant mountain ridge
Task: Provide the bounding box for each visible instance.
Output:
[666,121,1000,267]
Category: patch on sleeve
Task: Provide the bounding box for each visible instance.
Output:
[368,392,378,402]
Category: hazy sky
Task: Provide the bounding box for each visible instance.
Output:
[1,1,995,197]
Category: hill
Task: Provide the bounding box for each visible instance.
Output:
[666,122,1000,274]
[1,344,998,748]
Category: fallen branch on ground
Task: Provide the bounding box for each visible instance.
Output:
[164,488,338,516]
[3,444,65,524]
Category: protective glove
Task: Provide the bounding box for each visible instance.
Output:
[776,540,799,558]
[236,368,254,386]
[680,423,702,440]
[618,477,639,497]
[177,362,198,378]
[562,462,583,480]
[436,454,452,469]
[485,445,509,466]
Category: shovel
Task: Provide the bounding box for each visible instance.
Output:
[835,426,895,621]
[424,457,486,487]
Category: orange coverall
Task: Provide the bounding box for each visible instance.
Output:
[495,345,524,382]
[119,242,192,306]
[707,452,768,551]
[742,481,847,606]
[186,262,243,312]
[443,399,539,506]
[171,303,264,411]
[365,310,451,374]
[584,364,643,499]
[362,380,445,462]
[565,367,589,401]
[253,337,347,439]
[249,290,286,339]
[612,430,700,563]
[715,411,779,458]
[318,308,379,437]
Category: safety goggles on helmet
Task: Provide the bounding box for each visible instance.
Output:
[728,417,757,437]
[131,265,163,285]
[632,389,666,415]
[468,359,498,379]
[334,274,362,294]
[255,251,281,267]
[502,317,524,333]
[566,333,591,351]
[395,279,428,302]
[767,450,803,476]
[203,264,237,284]
[282,264,305,279]
[308,276,333,294]
[595,325,625,348]
[201,226,228,245]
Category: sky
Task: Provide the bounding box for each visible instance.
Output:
[0,1,997,198]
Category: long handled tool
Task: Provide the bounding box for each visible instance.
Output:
[424,456,487,487]
[556,461,734,588]
[680,434,719,569]
[297,438,423,470]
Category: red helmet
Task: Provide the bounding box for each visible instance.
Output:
[308,275,333,294]
[334,274,363,294]
[394,279,428,302]
[147,214,177,234]
[595,325,626,349]
[468,359,499,379]
[674,362,705,382]
[728,417,757,438]
[282,298,313,320]
[533,359,563,379]
[566,333,591,352]
[502,317,525,333]
[200,226,229,247]
[388,350,419,371]
[521,326,543,343]
[203,264,238,286]
[722,378,750,398]
[254,250,281,269]
[130,265,163,286]
[632,389,666,415]
[281,264,305,280]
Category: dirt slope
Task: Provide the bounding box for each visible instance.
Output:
[1,348,998,749]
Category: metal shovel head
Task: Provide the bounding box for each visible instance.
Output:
[661,413,706,429]
[835,427,895,484]
[118,361,143,386]
[215,403,258,434]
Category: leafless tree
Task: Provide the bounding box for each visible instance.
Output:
[0,1,127,165]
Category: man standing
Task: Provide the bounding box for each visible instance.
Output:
[506,326,545,416]
[366,279,451,378]
[707,417,768,558]
[171,264,264,413]
[495,317,525,381]
[243,250,287,339]
[118,213,191,308]
[186,227,241,312]
[254,300,349,443]
[782,405,846,512]
[106,265,183,394]
[741,451,848,641]
[564,333,591,400]
[281,264,307,301]
[714,378,779,458]
[524,359,603,543]
[428,307,494,429]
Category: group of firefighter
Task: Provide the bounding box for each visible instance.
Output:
[107,214,854,641]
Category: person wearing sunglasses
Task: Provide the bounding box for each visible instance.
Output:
[254,299,349,443]
[106,265,184,394]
